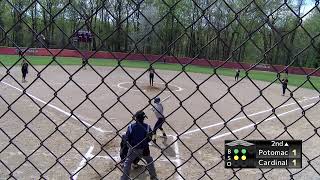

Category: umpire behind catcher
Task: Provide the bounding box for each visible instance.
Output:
[121,110,157,180]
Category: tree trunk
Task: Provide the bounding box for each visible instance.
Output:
[189,4,196,57]
[125,4,129,52]
[92,14,97,51]
[13,1,24,47]
[42,2,48,47]
[31,6,35,47]
[287,0,304,66]
[116,0,122,51]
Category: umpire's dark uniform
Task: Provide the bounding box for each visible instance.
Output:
[121,111,157,180]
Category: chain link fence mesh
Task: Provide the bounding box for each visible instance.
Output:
[0,0,320,179]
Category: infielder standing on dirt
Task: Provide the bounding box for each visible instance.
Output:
[281,78,288,96]
[149,66,155,86]
[152,97,167,143]
[21,59,29,83]
[121,110,157,180]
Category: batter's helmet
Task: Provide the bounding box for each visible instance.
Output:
[154,97,160,103]
[134,110,146,122]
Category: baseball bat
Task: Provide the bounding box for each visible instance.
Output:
[149,95,171,110]
[161,95,171,103]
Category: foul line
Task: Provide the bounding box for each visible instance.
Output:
[182,96,319,136]
[1,81,112,133]
[72,146,94,180]
[210,102,315,140]
[171,135,183,180]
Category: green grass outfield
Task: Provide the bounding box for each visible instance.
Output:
[0,55,319,90]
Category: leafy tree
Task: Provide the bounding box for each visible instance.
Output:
[0,0,318,67]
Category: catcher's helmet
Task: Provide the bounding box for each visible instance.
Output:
[154,97,160,103]
[134,110,146,121]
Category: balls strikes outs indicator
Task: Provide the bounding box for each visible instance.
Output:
[233,148,247,161]
[242,149,247,154]
[234,149,239,154]
[241,149,247,160]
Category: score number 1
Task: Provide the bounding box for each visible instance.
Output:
[292,149,297,167]
[292,149,296,156]
[292,159,296,166]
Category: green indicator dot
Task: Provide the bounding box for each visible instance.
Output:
[234,149,239,154]
[241,149,247,154]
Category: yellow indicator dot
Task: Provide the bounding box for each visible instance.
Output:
[241,155,247,161]
[234,155,239,161]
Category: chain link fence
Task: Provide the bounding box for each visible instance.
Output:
[0,0,320,179]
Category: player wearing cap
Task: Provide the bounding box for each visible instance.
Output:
[281,78,288,96]
[149,66,155,86]
[235,69,240,81]
[120,110,157,180]
[21,59,29,83]
[151,97,167,143]
[82,56,88,70]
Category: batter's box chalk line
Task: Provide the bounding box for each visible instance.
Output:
[72,136,183,180]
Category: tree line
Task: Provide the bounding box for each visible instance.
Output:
[0,0,319,68]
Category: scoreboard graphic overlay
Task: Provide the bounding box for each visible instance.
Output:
[225,140,302,168]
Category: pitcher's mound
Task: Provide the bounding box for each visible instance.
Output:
[117,82,183,92]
